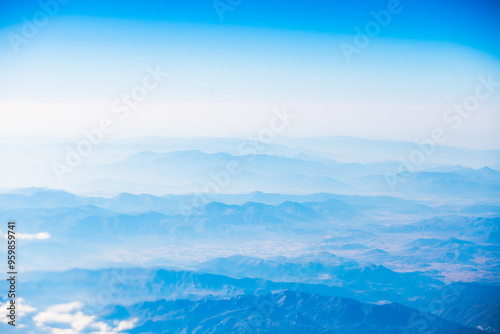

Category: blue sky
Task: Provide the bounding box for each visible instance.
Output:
[0,0,499,148]
[1,0,499,53]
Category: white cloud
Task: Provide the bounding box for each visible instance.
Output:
[1,231,51,240]
[33,301,138,334]
[48,302,83,314]
[33,302,94,333]
[115,319,138,332]
[18,232,51,240]
[0,298,37,327]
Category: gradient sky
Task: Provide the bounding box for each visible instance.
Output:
[0,0,499,148]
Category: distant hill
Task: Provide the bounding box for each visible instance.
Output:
[109,291,485,334]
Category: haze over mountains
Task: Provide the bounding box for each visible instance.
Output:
[0,137,499,333]
[1,136,499,196]
[3,0,500,330]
